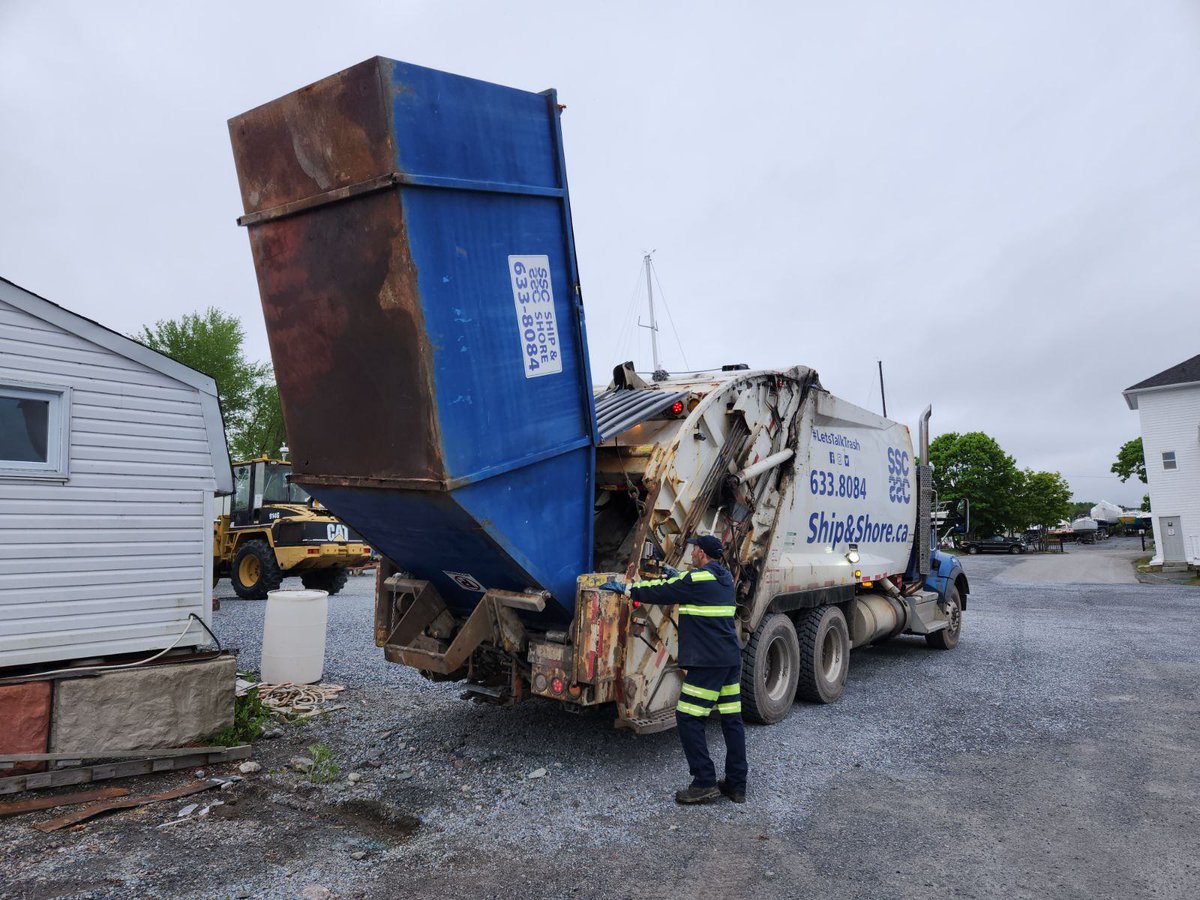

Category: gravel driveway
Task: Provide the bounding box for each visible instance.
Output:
[992,538,1144,584]
[3,538,1197,899]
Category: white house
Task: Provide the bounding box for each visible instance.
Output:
[0,277,232,669]
[1123,353,1200,567]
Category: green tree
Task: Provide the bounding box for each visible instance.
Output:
[1111,437,1147,484]
[1141,494,1151,512]
[230,380,287,460]
[136,308,283,458]
[1013,469,1073,531]
[929,432,1020,537]
[1068,501,1095,519]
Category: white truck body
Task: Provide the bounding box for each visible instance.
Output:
[375,366,965,731]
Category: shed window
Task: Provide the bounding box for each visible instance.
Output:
[1162,451,1177,471]
[0,383,69,478]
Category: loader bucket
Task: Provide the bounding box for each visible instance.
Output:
[229,58,598,621]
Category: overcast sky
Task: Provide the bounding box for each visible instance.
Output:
[3,1,1198,507]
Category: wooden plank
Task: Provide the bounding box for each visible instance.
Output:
[0,746,250,795]
[0,746,229,764]
[33,779,220,832]
[0,786,129,817]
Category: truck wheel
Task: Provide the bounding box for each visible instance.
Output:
[301,568,349,595]
[231,540,283,600]
[741,613,801,725]
[966,546,979,554]
[926,584,962,650]
[1008,545,1020,555]
[795,606,850,704]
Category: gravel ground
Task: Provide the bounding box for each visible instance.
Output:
[3,537,1198,899]
[992,539,1143,584]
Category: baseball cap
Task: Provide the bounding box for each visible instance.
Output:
[687,534,724,558]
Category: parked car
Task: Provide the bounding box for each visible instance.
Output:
[961,535,1027,555]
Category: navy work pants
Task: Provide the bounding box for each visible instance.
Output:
[675,664,748,790]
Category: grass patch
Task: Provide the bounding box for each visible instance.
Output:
[213,687,271,747]
[306,742,340,784]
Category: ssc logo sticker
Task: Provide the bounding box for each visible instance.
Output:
[444,571,486,593]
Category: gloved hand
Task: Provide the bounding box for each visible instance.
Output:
[660,565,680,579]
[599,580,629,595]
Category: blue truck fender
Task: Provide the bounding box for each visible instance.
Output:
[925,549,969,609]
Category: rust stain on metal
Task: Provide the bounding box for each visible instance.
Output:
[228,58,395,215]
[230,58,445,485]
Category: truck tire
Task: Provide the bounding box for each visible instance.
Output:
[966,545,979,554]
[301,568,350,596]
[741,613,801,725]
[926,584,962,650]
[1008,545,1020,555]
[795,606,850,704]
[231,540,283,600]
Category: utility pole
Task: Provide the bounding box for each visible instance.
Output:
[878,360,887,418]
[638,252,669,382]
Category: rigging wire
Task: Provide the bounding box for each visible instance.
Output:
[610,261,648,370]
[648,258,691,371]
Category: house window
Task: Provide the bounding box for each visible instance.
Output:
[0,383,70,478]
[1162,451,1177,471]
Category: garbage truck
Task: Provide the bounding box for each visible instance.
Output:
[228,57,969,731]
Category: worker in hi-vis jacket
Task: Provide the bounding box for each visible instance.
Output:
[603,534,748,804]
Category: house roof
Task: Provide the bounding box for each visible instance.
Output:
[0,276,233,493]
[1123,353,1200,410]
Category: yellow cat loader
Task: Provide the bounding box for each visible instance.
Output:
[212,457,370,599]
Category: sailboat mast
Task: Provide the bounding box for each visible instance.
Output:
[644,253,661,375]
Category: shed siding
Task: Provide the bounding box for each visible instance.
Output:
[1136,384,1200,565]
[0,297,215,667]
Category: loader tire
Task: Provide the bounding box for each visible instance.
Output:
[795,606,850,704]
[741,613,801,725]
[926,584,962,650]
[231,540,283,600]
[301,568,350,596]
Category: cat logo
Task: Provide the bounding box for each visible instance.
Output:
[326,523,349,542]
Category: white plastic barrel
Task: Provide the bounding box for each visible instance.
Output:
[260,589,329,684]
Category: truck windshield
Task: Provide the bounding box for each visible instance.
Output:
[262,463,310,504]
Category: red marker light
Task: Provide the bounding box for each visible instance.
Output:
[671,400,684,415]
[632,600,641,608]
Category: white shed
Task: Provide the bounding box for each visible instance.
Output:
[1123,353,1200,567]
[0,277,233,669]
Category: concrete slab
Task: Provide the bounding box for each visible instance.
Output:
[50,655,235,753]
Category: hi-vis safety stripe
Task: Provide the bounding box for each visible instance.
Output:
[719,683,740,696]
[717,701,743,714]
[676,699,711,717]
[631,569,717,590]
[678,605,737,617]
[630,573,687,589]
[681,683,720,701]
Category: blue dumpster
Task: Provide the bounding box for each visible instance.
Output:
[229,58,598,620]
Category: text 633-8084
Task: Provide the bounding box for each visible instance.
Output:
[508,255,562,379]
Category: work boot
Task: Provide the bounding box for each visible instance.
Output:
[718,780,746,804]
[675,783,721,804]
